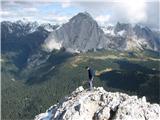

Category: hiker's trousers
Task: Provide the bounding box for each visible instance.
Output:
[89,77,93,91]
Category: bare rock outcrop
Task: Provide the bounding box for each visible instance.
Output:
[35,86,160,120]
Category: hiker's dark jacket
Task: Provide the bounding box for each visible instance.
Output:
[87,68,94,80]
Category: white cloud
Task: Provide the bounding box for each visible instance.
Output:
[61,0,71,8]
[53,16,70,22]
[1,0,159,30]
[118,0,147,23]
[0,11,11,16]
[25,7,38,12]
[95,15,110,26]
[41,15,70,24]
[73,0,147,23]
[44,38,62,51]
[69,0,159,29]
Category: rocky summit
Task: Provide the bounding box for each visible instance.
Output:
[35,86,160,120]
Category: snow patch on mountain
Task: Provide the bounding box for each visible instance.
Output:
[117,30,126,36]
[1,20,59,36]
[35,86,160,120]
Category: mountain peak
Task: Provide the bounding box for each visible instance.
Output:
[35,86,160,120]
[43,11,104,52]
[79,11,92,17]
[43,12,159,52]
[70,12,93,22]
[115,22,132,32]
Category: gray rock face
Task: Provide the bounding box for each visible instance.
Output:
[44,12,108,52]
[44,12,159,52]
[35,86,160,120]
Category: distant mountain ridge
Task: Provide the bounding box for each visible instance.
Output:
[1,20,59,68]
[1,13,159,70]
[102,22,160,51]
[1,20,59,52]
[44,12,160,52]
[1,12,159,54]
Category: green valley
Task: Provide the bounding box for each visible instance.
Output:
[1,50,160,120]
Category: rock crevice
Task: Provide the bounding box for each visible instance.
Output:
[35,86,160,120]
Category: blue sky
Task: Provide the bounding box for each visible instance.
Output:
[38,3,81,15]
[1,0,159,30]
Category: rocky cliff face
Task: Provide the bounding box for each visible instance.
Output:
[44,12,160,52]
[35,86,160,120]
[44,12,107,52]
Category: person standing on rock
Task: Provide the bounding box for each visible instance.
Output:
[85,66,95,91]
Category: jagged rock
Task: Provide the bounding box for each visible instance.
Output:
[94,106,110,120]
[35,86,160,120]
[43,12,159,52]
[75,86,84,93]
